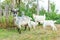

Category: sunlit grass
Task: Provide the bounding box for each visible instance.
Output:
[0,25,59,40]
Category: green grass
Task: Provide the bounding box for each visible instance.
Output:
[0,29,17,38]
[0,26,59,40]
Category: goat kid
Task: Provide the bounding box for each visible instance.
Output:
[42,20,57,31]
[28,21,38,29]
[33,14,45,23]
[14,15,32,34]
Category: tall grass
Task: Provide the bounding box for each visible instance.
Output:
[0,15,14,28]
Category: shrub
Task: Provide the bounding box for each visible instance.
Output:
[0,16,6,23]
[0,16,6,28]
[0,15,14,28]
[56,19,60,24]
[7,15,14,28]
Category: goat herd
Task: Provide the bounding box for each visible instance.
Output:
[14,14,57,34]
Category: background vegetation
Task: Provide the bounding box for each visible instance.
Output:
[0,0,60,28]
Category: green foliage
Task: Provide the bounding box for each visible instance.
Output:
[55,14,60,24]
[39,2,58,20]
[4,0,11,5]
[38,2,60,24]
[7,15,14,27]
[1,0,60,25]
[56,19,60,24]
[0,16,6,23]
[46,12,57,20]
[8,15,13,23]
[46,3,56,20]
[0,15,13,23]
[0,15,14,28]
[30,4,37,14]
[46,2,58,20]
[18,1,25,16]
[20,2,25,11]
[25,4,37,17]
[1,0,11,9]
[50,2,56,12]
[39,7,47,15]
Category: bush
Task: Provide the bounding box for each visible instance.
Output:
[0,15,14,28]
[56,19,60,24]
[7,15,14,28]
[39,7,47,15]
[46,12,57,20]
[0,16,6,28]
[0,16,6,23]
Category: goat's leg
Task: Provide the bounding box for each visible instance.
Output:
[52,25,57,31]
[54,26,57,31]
[28,25,30,31]
[24,26,27,31]
[33,26,35,29]
[24,24,28,31]
[28,24,31,31]
[28,27,30,31]
[17,27,21,34]
[17,25,21,34]
[43,24,46,29]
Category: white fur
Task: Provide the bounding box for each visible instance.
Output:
[14,15,32,29]
[43,20,57,30]
[33,14,45,23]
[28,21,38,29]
[33,14,57,31]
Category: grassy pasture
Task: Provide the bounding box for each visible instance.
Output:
[0,24,60,40]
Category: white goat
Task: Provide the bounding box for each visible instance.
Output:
[28,21,38,29]
[33,14,57,31]
[14,15,32,33]
[42,20,57,31]
[33,14,45,23]
[14,15,32,26]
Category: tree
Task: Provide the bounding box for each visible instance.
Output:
[37,0,39,15]
[0,7,3,17]
[48,0,50,13]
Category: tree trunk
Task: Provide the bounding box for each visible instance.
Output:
[37,0,39,15]
[48,0,50,13]
[16,0,20,4]
[11,0,16,8]
[0,8,3,17]
[4,5,9,17]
